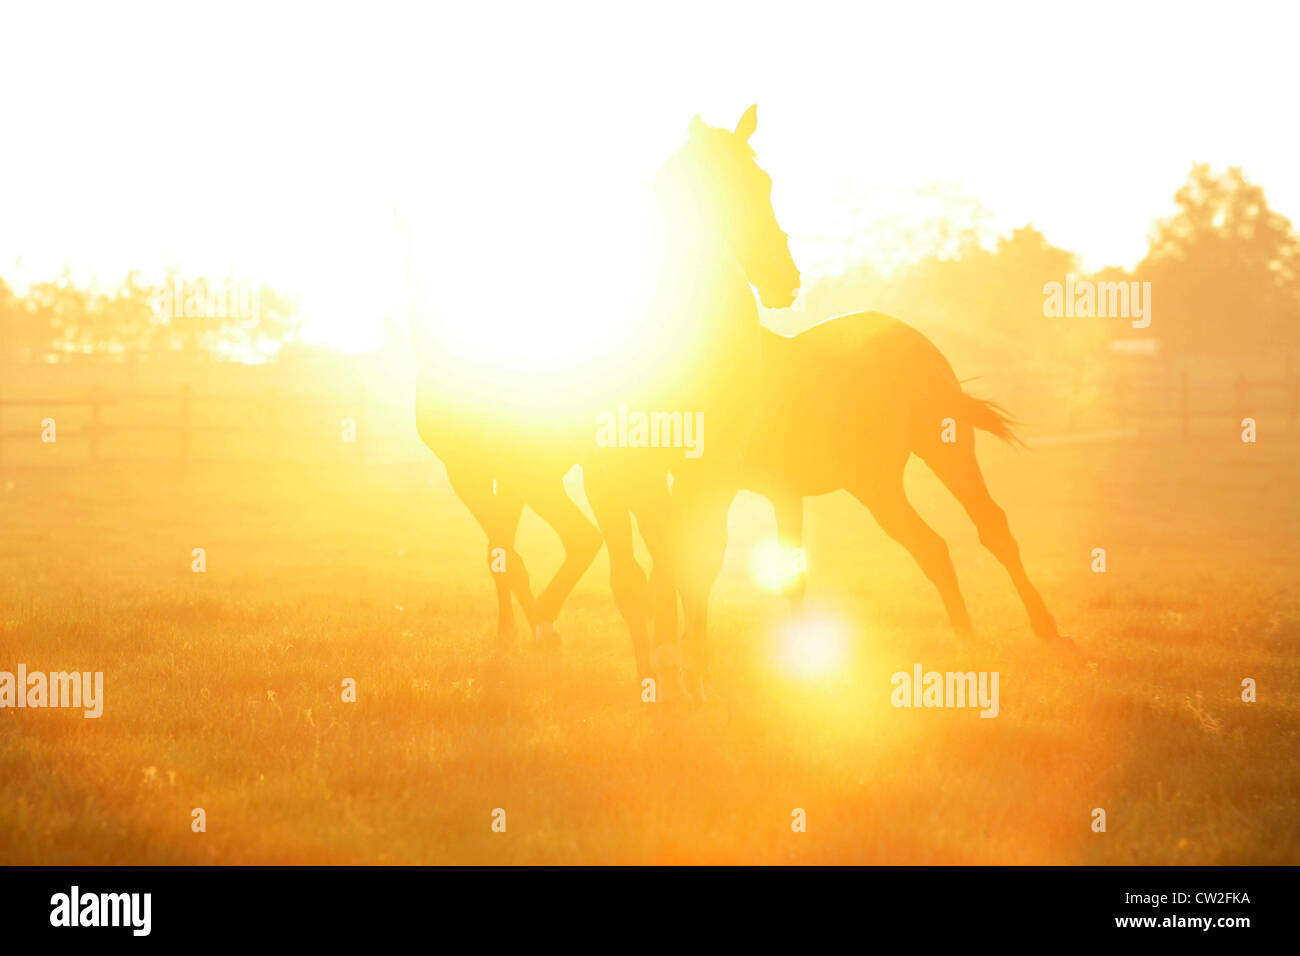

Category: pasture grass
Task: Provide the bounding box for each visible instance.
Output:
[1,433,1297,863]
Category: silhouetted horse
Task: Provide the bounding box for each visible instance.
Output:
[747,312,1068,645]
[586,105,800,696]
[406,106,798,682]
[401,206,603,646]
[413,378,603,645]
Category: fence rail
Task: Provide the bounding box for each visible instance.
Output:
[0,383,395,467]
[1092,371,1299,437]
[1,373,1296,467]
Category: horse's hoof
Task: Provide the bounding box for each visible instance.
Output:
[533,622,561,647]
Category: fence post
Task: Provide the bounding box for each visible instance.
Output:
[90,385,103,462]
[180,385,192,465]
[1180,370,1189,439]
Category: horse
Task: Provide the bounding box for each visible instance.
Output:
[402,202,604,647]
[746,311,1070,646]
[406,105,799,683]
[578,104,801,698]
[412,359,605,646]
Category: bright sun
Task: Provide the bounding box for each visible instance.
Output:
[404,161,664,377]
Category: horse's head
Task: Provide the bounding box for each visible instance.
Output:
[659,105,801,309]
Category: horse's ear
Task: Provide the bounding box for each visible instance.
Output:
[734,104,758,141]
[688,114,707,139]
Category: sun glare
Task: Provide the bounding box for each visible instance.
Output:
[750,539,802,593]
[409,174,664,380]
[775,611,849,681]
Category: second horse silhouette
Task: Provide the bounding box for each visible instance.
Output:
[747,310,1070,648]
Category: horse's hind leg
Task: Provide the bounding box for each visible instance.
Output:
[852,466,973,640]
[922,440,1060,641]
[525,475,604,640]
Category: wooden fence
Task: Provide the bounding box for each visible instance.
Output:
[0,383,405,467]
[1,373,1296,467]
[1077,371,1299,438]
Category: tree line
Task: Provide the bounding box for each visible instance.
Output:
[3,165,1297,366]
[0,272,299,363]
[800,164,1299,369]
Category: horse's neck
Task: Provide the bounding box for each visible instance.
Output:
[651,209,756,333]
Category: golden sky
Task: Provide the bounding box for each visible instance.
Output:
[3,0,1297,351]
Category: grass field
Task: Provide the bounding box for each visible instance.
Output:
[1,430,1297,864]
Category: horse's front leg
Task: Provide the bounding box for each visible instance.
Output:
[525,477,604,644]
[676,477,736,702]
[446,467,538,645]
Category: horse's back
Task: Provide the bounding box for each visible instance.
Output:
[762,311,958,402]
[782,311,952,372]
[751,311,963,495]
[414,364,586,485]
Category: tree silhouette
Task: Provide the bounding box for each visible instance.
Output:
[0,270,301,362]
[805,223,1096,374]
[1139,164,1300,357]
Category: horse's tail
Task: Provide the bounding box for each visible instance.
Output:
[959,391,1026,448]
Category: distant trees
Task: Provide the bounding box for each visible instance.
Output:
[805,224,1102,373]
[0,276,22,362]
[4,166,1298,367]
[0,272,300,363]
[1137,164,1300,357]
[802,164,1300,369]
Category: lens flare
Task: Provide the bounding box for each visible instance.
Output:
[775,611,849,680]
[749,539,802,593]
